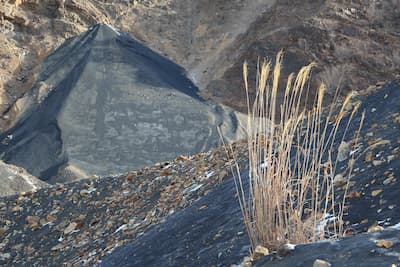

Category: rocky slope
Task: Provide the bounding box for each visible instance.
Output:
[0,1,399,265]
[100,80,400,267]
[0,23,247,183]
[1,0,400,129]
[0,81,398,266]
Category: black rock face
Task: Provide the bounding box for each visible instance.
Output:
[0,24,246,182]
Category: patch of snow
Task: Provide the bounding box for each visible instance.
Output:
[349,148,360,156]
[87,186,96,193]
[391,222,400,229]
[115,224,127,233]
[317,213,337,235]
[205,171,214,179]
[285,243,296,250]
[189,184,203,192]
[155,176,165,181]
[183,183,203,194]
[163,164,171,169]
[385,251,400,258]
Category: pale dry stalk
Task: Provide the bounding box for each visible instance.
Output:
[232,51,364,251]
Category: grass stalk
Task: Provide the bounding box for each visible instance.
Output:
[235,52,363,251]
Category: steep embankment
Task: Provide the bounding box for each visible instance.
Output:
[0,24,246,183]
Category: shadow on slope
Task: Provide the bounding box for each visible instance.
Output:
[0,24,246,182]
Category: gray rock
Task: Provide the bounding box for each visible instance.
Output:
[0,160,49,197]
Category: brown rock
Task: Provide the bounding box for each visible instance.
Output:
[252,245,269,259]
[376,240,394,249]
[348,191,361,199]
[371,189,382,197]
[218,170,229,182]
[365,152,374,162]
[0,227,8,235]
[368,225,384,232]
[26,215,39,225]
[63,222,78,235]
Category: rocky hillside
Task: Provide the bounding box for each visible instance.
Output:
[0,24,247,183]
[1,0,400,130]
[0,0,399,266]
[0,81,399,266]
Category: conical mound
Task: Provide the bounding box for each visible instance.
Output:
[0,24,246,182]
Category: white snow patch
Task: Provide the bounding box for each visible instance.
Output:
[205,171,214,179]
[183,183,203,194]
[349,148,361,156]
[316,213,337,235]
[189,184,203,192]
[285,243,296,250]
[391,222,400,229]
[115,224,127,233]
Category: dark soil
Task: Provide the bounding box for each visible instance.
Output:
[101,80,400,266]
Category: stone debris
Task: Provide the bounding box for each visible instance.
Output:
[338,141,351,161]
[0,140,249,266]
[371,189,383,197]
[0,81,399,266]
[252,245,270,259]
[368,225,385,233]
[63,222,78,235]
[313,259,331,267]
[372,160,384,167]
[375,239,394,249]
[333,173,345,186]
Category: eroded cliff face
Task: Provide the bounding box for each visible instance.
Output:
[1,0,400,129]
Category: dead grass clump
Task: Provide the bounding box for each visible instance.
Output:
[231,51,364,251]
